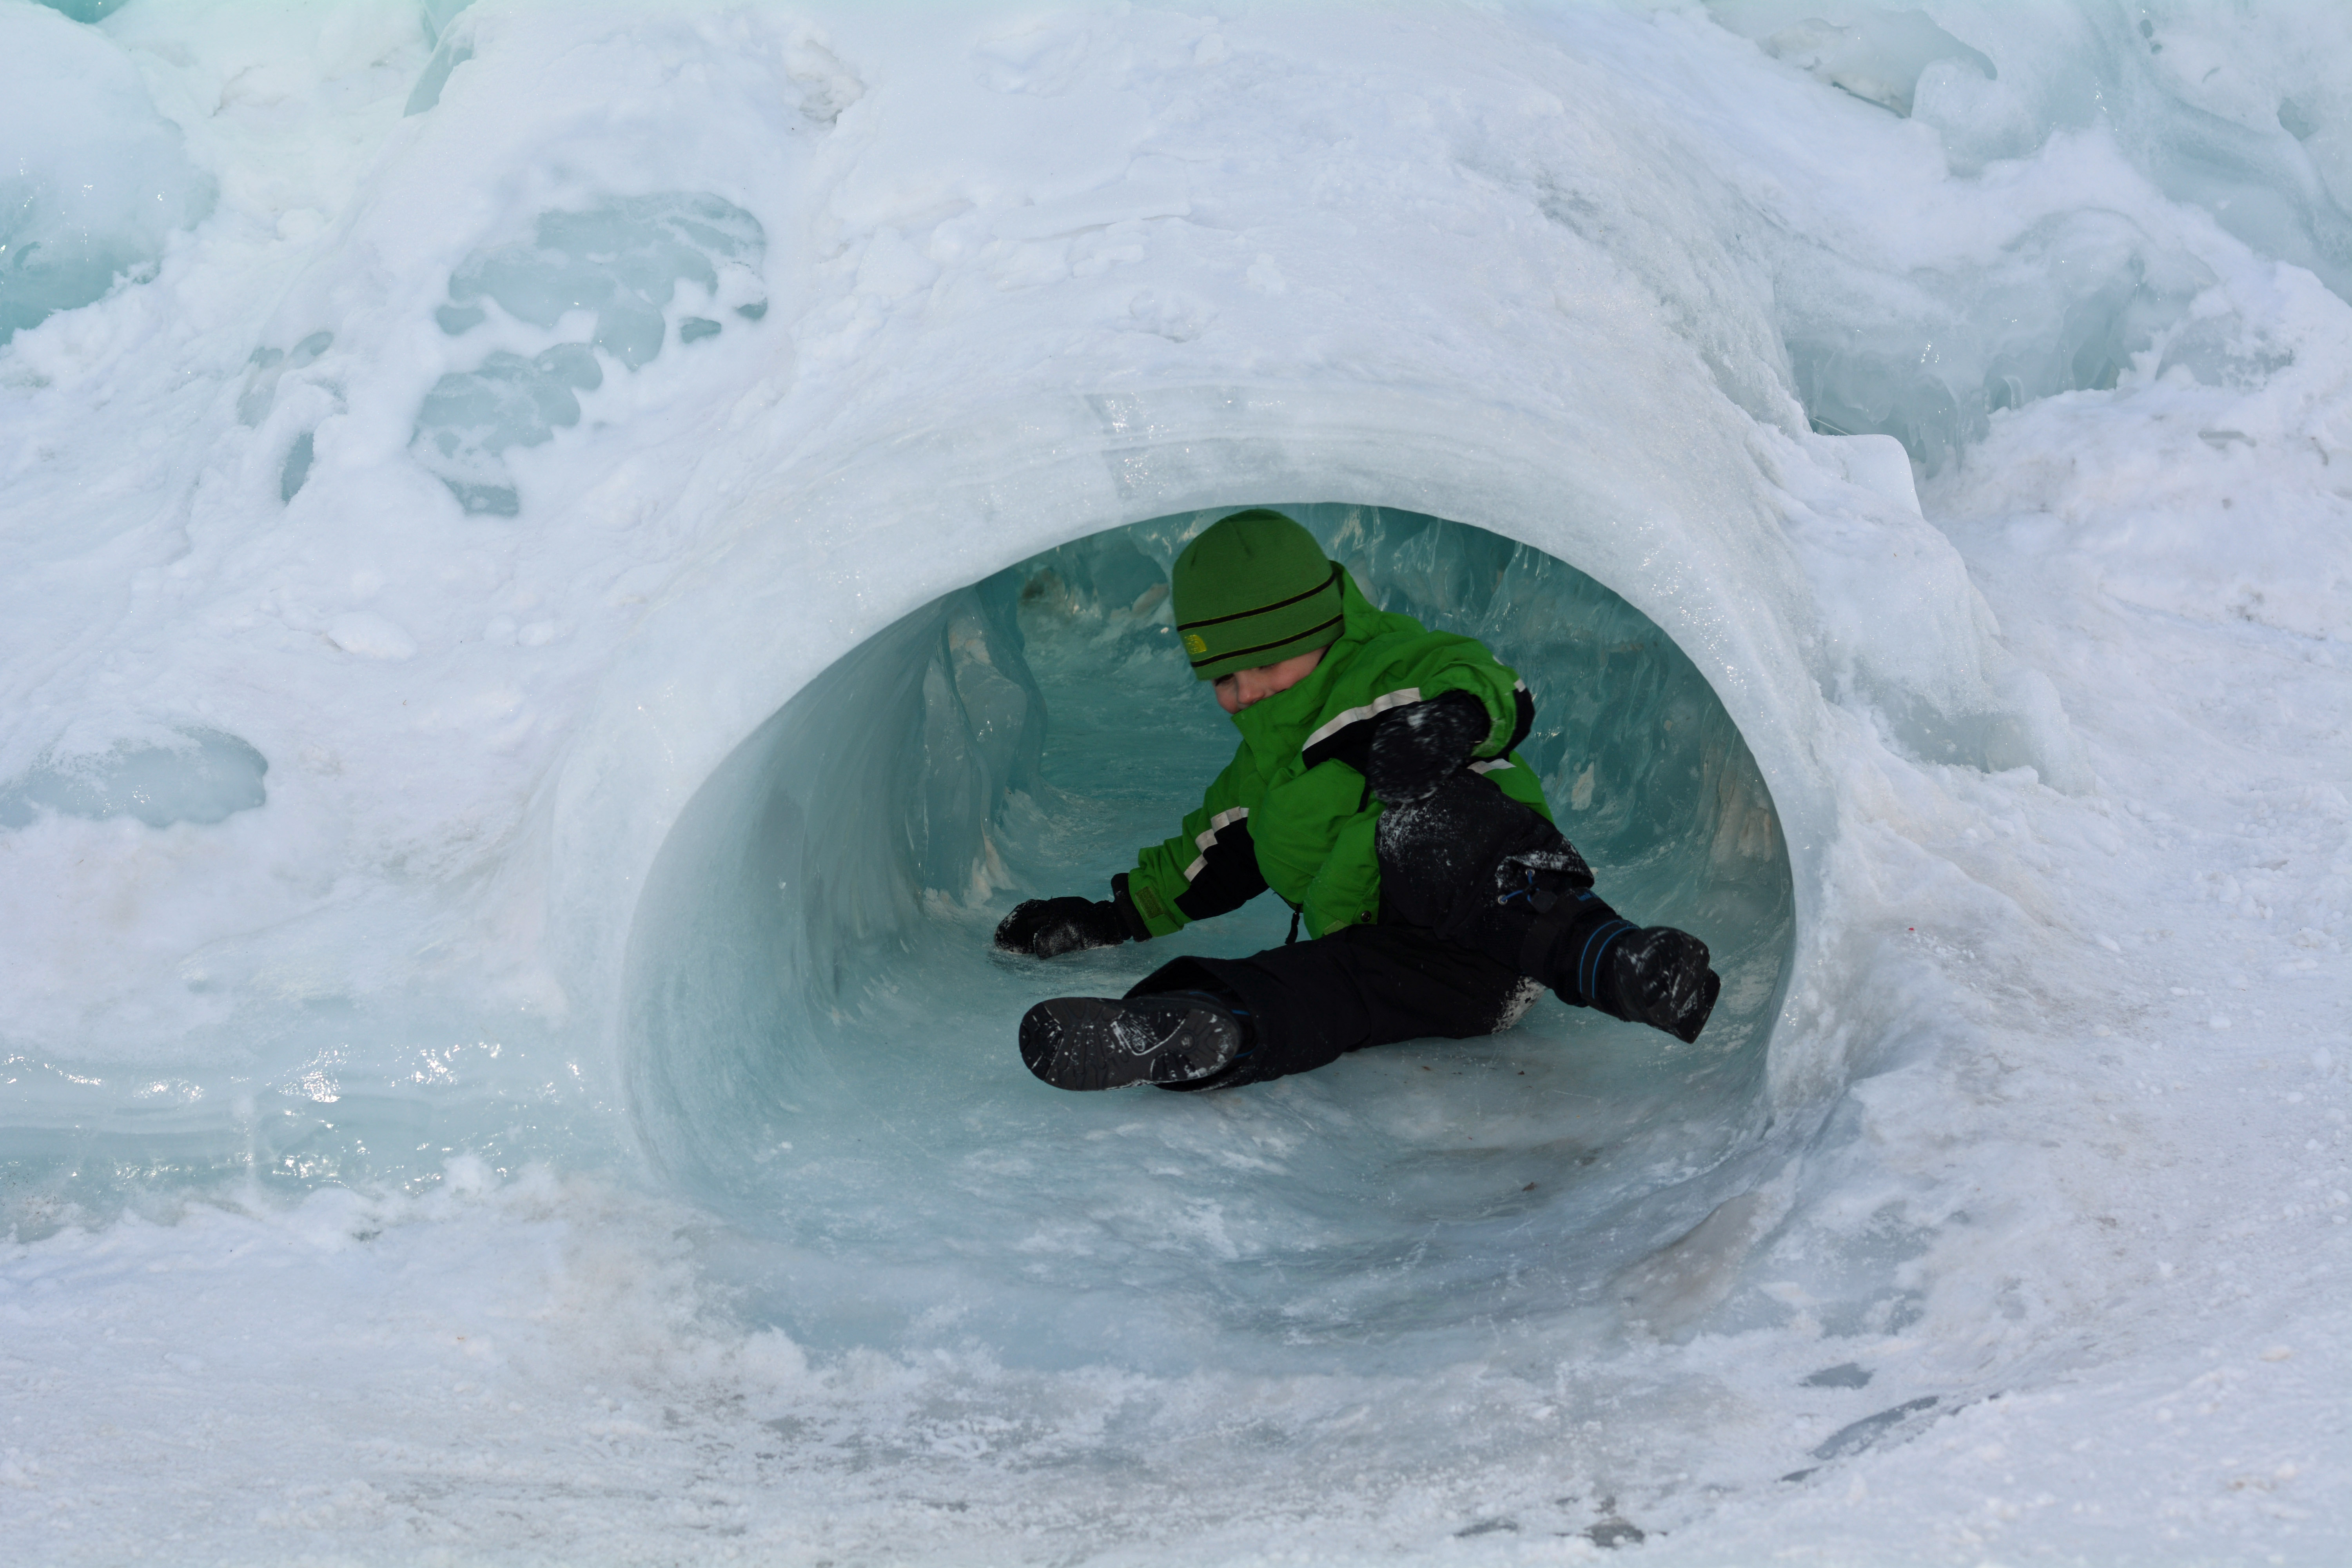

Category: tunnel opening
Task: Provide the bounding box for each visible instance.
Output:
[622,506,1797,1370]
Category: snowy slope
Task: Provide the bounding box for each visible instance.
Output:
[1,0,2346,1562]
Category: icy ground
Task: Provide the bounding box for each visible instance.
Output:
[2,1,2348,1563]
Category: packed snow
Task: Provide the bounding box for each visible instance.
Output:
[1,1,2346,1563]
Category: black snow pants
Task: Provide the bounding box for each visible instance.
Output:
[1128,771,1633,1090]
[1128,922,1537,1089]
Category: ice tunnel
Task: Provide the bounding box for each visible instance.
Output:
[617,502,1800,1368]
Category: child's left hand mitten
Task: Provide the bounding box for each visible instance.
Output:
[995,895,1134,957]
[1366,690,1491,804]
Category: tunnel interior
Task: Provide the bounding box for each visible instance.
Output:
[622,506,1797,1370]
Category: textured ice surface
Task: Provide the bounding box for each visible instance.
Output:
[1728,3,1997,116]
[2,2,2348,1561]
[402,35,471,116]
[412,344,604,516]
[1714,0,2352,468]
[404,0,477,114]
[419,0,472,40]
[1782,207,2208,469]
[412,193,766,512]
[432,193,766,363]
[0,729,265,831]
[237,331,336,499]
[238,330,334,426]
[0,4,212,345]
[278,429,315,502]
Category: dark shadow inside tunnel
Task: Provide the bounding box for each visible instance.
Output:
[621,506,1796,1370]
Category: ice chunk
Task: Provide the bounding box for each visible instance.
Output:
[1715,3,2352,303]
[405,0,479,114]
[1781,430,2092,789]
[414,194,766,512]
[0,5,214,345]
[1782,210,2206,471]
[1909,55,2044,175]
[238,331,334,426]
[404,34,474,116]
[411,344,602,517]
[1754,8,1995,118]
[2115,11,2352,300]
[0,730,267,831]
[436,193,767,369]
[279,431,315,503]
[1818,432,1920,516]
[33,1,131,22]
[419,0,472,44]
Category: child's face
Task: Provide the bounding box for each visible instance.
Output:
[1213,647,1325,715]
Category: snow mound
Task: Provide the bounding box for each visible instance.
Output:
[0,4,212,345]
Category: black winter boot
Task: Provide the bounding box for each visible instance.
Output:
[1019,990,1248,1091]
[1588,925,1721,1045]
[1514,905,1721,1044]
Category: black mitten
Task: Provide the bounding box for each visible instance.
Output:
[1365,690,1492,805]
[995,895,1134,958]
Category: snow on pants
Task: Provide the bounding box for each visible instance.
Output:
[1125,921,1538,1090]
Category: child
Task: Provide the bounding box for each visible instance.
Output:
[995,509,1720,1092]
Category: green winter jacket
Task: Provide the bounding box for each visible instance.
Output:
[1122,569,1552,941]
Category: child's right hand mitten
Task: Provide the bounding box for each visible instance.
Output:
[995,896,1132,957]
[1366,689,1491,804]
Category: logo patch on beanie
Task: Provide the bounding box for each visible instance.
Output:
[1184,633,1208,655]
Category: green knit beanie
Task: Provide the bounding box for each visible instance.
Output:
[1170,509,1344,681]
